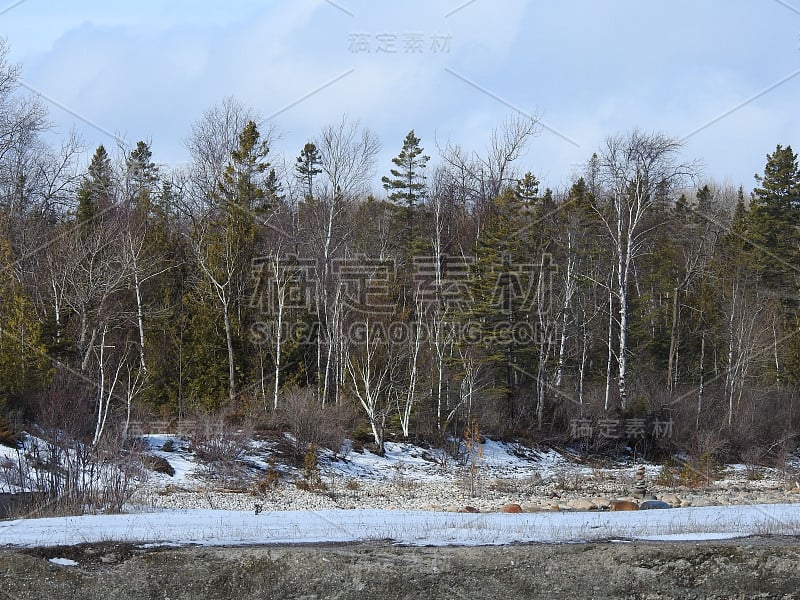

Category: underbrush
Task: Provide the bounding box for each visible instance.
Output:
[0,429,148,517]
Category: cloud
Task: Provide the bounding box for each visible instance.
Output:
[4,0,798,193]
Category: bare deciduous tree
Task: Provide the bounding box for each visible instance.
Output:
[592,130,696,409]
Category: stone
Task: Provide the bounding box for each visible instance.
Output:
[460,506,480,513]
[661,493,682,507]
[100,553,120,564]
[609,500,639,511]
[570,498,596,511]
[501,503,523,513]
[632,465,647,499]
[589,497,611,510]
[639,500,671,510]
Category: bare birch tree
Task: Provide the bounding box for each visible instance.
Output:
[592,131,695,409]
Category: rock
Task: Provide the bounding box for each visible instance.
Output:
[590,497,611,510]
[460,506,480,513]
[100,553,120,564]
[570,498,596,511]
[609,500,639,511]
[501,503,523,513]
[639,500,671,510]
[632,466,647,499]
[661,493,682,507]
[692,498,715,507]
[550,504,560,512]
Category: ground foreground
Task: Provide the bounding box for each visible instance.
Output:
[1,538,799,599]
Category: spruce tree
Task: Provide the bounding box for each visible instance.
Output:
[381,130,429,254]
[76,145,114,226]
[749,144,800,298]
[126,141,159,213]
[0,238,51,413]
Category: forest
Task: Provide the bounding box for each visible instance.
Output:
[1,40,799,463]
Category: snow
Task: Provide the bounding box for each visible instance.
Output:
[49,557,79,566]
[3,433,800,549]
[319,438,595,484]
[1,503,798,548]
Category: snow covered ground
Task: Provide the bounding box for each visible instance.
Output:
[1,503,799,548]
[2,433,800,549]
[137,434,637,488]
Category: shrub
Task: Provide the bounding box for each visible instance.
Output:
[301,444,323,490]
[278,388,355,456]
[0,416,21,449]
[190,414,252,488]
[458,419,485,498]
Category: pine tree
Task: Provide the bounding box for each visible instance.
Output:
[381,130,429,253]
[0,237,51,413]
[461,189,533,425]
[215,120,279,216]
[76,145,114,226]
[198,120,277,404]
[749,144,800,298]
[126,141,159,213]
[514,172,540,206]
[295,142,322,201]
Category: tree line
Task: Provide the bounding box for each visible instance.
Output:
[1,41,799,460]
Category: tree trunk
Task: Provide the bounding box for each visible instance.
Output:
[222,301,236,402]
[667,286,680,392]
[604,284,614,412]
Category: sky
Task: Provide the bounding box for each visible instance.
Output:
[3,0,800,194]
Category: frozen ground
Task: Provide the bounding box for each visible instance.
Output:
[2,503,800,548]
[2,433,800,549]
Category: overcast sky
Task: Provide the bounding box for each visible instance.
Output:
[4,0,800,193]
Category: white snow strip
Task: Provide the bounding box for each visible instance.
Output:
[1,503,798,548]
[48,557,78,566]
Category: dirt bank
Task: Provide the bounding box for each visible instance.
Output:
[2,538,800,599]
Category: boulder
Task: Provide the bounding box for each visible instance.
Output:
[501,503,523,513]
[639,500,671,510]
[609,500,639,511]
[660,493,682,507]
[569,498,596,511]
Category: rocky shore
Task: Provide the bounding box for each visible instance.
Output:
[130,476,800,514]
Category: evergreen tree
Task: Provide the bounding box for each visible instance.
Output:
[215,120,278,216]
[514,171,540,206]
[126,141,159,213]
[749,144,800,298]
[0,237,51,413]
[197,120,277,404]
[381,130,429,253]
[76,145,114,225]
[461,189,534,426]
[295,142,322,201]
